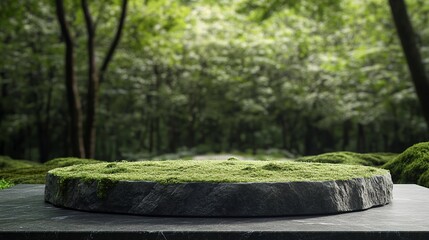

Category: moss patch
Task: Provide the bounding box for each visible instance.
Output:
[0,178,13,190]
[383,142,429,187]
[0,156,41,170]
[49,160,388,184]
[0,157,103,184]
[44,157,102,167]
[295,152,397,167]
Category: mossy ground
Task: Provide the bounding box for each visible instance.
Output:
[3,142,428,188]
[0,156,41,170]
[49,160,388,184]
[44,158,102,167]
[295,152,397,167]
[383,142,429,187]
[0,157,102,185]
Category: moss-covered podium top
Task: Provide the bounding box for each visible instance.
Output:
[48,160,389,184]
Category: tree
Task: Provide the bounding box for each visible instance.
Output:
[55,0,128,158]
[55,0,85,157]
[389,0,429,131]
[82,0,128,158]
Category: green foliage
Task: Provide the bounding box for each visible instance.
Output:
[49,160,388,184]
[0,0,428,161]
[296,152,397,167]
[418,170,429,188]
[0,157,104,184]
[383,142,429,187]
[0,179,14,190]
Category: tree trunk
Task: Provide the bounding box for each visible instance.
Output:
[82,0,98,159]
[99,0,128,83]
[389,0,429,131]
[55,0,85,158]
[81,0,128,158]
[35,69,54,163]
[0,71,8,155]
[167,117,178,153]
[342,120,351,150]
[304,120,315,155]
[357,123,366,152]
[279,113,288,150]
[148,118,154,154]
[153,64,162,154]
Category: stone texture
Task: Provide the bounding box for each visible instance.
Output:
[44,173,393,216]
[1,184,428,240]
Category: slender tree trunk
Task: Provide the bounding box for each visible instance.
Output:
[304,120,315,155]
[357,123,366,152]
[35,69,54,162]
[81,0,128,158]
[342,120,351,150]
[153,65,162,154]
[99,0,128,83]
[149,118,154,154]
[168,117,178,153]
[55,0,85,157]
[389,0,429,131]
[188,115,196,148]
[227,124,235,152]
[279,113,288,150]
[251,127,257,155]
[0,71,8,155]
[82,0,98,158]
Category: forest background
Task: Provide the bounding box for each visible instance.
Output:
[1,0,428,162]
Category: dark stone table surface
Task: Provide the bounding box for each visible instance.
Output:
[0,184,428,240]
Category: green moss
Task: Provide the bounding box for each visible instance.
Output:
[295,152,397,167]
[49,160,388,184]
[0,157,104,184]
[0,166,51,184]
[0,178,14,190]
[44,157,102,167]
[383,142,429,187]
[0,156,41,170]
[418,170,429,188]
[96,178,118,199]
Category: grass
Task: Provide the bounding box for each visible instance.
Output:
[295,152,397,167]
[49,160,388,184]
[383,142,429,187]
[0,157,103,185]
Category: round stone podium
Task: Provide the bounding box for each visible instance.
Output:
[44,160,393,217]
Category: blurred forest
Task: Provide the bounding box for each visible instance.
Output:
[1,0,429,162]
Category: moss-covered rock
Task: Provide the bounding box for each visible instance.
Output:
[295,152,397,167]
[383,142,429,187]
[0,157,104,184]
[45,160,393,217]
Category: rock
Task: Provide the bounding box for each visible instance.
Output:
[45,173,393,217]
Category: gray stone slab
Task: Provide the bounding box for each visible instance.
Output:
[45,173,393,216]
[0,184,428,240]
